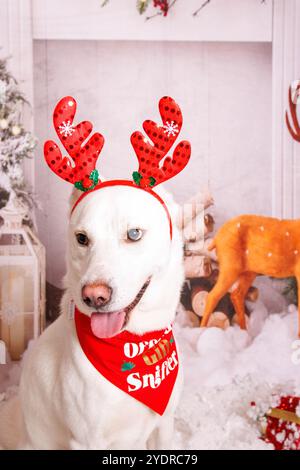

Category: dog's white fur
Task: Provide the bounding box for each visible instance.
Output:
[0,184,184,450]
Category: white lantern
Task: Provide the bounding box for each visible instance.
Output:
[0,192,46,360]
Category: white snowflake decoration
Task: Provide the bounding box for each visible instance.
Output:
[58,120,75,137]
[163,120,179,137]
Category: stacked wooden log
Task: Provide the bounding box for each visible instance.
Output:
[179,190,258,329]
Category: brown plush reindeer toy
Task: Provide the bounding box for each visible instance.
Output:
[201,85,300,337]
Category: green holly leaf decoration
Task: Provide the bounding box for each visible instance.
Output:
[148,176,156,187]
[121,361,136,372]
[74,181,85,191]
[74,169,99,192]
[132,171,142,186]
[89,169,99,186]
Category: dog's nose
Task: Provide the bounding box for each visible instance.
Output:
[82,283,112,309]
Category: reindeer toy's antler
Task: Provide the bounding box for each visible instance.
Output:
[44,96,105,191]
[131,96,191,189]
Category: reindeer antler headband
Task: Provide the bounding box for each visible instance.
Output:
[44,96,191,238]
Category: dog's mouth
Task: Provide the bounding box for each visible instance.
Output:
[90,278,151,339]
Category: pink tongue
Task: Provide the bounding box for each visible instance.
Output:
[91,310,126,339]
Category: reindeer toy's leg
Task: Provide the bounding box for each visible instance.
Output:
[200,230,255,329]
[200,269,241,328]
[200,270,255,330]
[229,272,256,329]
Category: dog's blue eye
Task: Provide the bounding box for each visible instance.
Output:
[127,228,143,242]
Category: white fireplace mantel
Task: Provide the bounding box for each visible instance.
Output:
[31,0,272,43]
[1,0,300,218]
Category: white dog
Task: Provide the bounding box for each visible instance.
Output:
[0,183,184,450]
[0,93,192,450]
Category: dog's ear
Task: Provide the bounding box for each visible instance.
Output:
[69,187,83,214]
[153,185,181,230]
[69,173,107,215]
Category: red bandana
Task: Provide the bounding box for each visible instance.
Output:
[74,308,179,415]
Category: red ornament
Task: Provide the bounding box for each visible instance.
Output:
[153,0,169,16]
[263,396,300,450]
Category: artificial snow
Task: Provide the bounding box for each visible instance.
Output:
[1,280,300,450]
[174,290,300,449]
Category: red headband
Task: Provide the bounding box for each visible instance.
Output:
[44,96,191,239]
[71,179,173,239]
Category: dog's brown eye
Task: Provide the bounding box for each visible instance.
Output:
[76,232,89,246]
[127,228,143,242]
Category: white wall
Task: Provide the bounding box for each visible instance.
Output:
[33,40,272,287]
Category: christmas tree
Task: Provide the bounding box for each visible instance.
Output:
[0,57,36,218]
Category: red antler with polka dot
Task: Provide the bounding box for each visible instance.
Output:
[44,96,104,191]
[131,96,191,188]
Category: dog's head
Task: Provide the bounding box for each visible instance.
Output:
[44,95,191,337]
[66,184,183,337]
